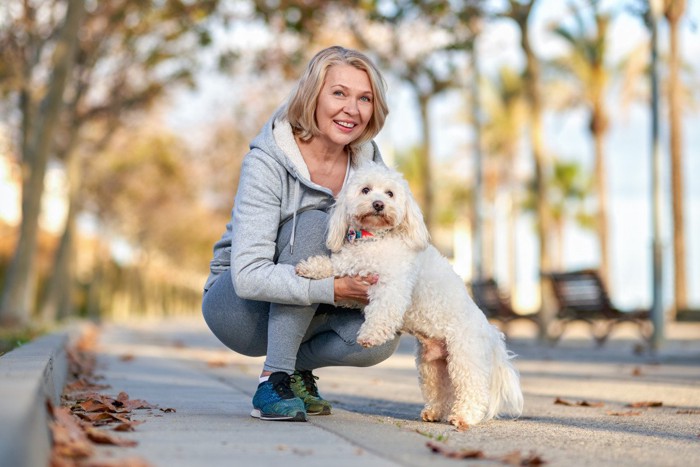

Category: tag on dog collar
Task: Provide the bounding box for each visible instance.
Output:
[346,228,374,243]
[346,228,357,243]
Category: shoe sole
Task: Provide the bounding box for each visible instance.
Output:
[250,409,307,422]
[306,407,331,416]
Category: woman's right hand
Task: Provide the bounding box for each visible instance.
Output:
[333,274,379,305]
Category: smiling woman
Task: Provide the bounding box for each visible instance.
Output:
[200,46,398,424]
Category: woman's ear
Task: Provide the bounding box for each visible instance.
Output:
[326,192,350,252]
[397,181,430,251]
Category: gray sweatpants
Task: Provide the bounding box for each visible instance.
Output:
[201,210,400,374]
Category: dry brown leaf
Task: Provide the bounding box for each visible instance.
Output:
[676,409,700,414]
[82,457,153,467]
[120,354,135,362]
[48,403,94,460]
[609,411,638,417]
[554,397,603,408]
[208,360,227,367]
[426,442,484,459]
[627,401,663,408]
[117,391,158,410]
[85,426,138,447]
[631,367,643,376]
[113,420,145,432]
[160,407,176,413]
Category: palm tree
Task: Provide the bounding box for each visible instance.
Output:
[502,0,553,325]
[482,66,527,297]
[664,0,687,318]
[550,0,613,288]
[548,160,595,269]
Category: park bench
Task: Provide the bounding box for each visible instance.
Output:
[469,278,542,335]
[543,269,653,345]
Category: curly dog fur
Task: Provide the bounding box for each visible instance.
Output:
[296,163,523,429]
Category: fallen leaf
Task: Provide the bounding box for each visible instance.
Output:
[554,397,572,406]
[48,404,94,460]
[676,409,700,414]
[120,354,135,362]
[607,410,642,416]
[83,457,153,467]
[208,360,227,367]
[554,397,603,407]
[426,442,484,459]
[160,407,176,413]
[631,367,643,376]
[84,426,138,447]
[627,401,663,408]
[113,420,145,432]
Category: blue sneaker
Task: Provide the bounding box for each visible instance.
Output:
[251,372,306,421]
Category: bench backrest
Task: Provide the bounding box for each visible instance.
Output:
[546,269,615,318]
[469,278,513,319]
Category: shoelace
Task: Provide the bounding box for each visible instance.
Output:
[298,370,320,397]
[271,373,297,400]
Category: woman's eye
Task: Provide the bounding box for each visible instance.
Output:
[386,191,393,198]
[334,90,344,96]
[361,187,370,195]
[360,96,371,102]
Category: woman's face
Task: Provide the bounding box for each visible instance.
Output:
[314,64,374,149]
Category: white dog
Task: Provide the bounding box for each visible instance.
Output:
[295,163,523,429]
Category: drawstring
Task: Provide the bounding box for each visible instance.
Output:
[290,178,300,255]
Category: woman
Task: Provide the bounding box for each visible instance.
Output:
[202,46,399,422]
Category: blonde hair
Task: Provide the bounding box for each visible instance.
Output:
[284,46,389,152]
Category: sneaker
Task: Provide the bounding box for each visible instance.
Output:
[251,372,306,421]
[290,370,332,415]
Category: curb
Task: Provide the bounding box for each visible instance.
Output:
[0,329,72,467]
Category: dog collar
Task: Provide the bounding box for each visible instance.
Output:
[346,228,374,243]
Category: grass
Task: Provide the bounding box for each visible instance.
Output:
[0,326,47,356]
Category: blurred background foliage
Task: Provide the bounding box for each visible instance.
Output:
[0,0,696,333]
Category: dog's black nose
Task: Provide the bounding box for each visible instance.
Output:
[373,200,384,212]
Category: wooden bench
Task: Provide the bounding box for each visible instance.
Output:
[469,278,542,335]
[543,269,653,345]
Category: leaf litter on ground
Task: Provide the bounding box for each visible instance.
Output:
[48,324,166,467]
[427,441,546,465]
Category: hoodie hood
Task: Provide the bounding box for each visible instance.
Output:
[251,108,378,253]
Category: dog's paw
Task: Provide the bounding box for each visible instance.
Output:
[448,408,484,429]
[447,415,471,431]
[295,256,333,279]
[356,328,394,348]
[420,407,443,423]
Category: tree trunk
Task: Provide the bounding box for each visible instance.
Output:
[666,0,687,318]
[40,153,80,323]
[514,0,553,324]
[416,94,434,234]
[0,0,85,327]
[592,113,610,289]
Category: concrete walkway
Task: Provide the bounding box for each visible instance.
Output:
[87,318,700,467]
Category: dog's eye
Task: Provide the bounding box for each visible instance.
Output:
[361,187,370,195]
[386,191,394,198]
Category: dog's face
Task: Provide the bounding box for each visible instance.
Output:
[345,168,405,231]
[327,163,430,252]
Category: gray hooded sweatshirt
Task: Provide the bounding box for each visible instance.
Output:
[203,109,384,306]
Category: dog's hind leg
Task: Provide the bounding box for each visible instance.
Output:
[416,338,452,423]
[445,352,490,429]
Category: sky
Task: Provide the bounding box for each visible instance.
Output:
[167,0,700,312]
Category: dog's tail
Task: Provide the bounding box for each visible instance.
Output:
[485,326,524,421]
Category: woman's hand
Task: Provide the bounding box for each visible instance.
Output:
[333,274,379,305]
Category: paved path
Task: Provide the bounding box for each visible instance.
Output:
[88,318,700,466]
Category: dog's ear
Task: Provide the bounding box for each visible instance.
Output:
[326,190,350,252]
[397,181,430,251]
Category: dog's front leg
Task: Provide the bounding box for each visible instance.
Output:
[356,277,414,348]
[295,255,334,280]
